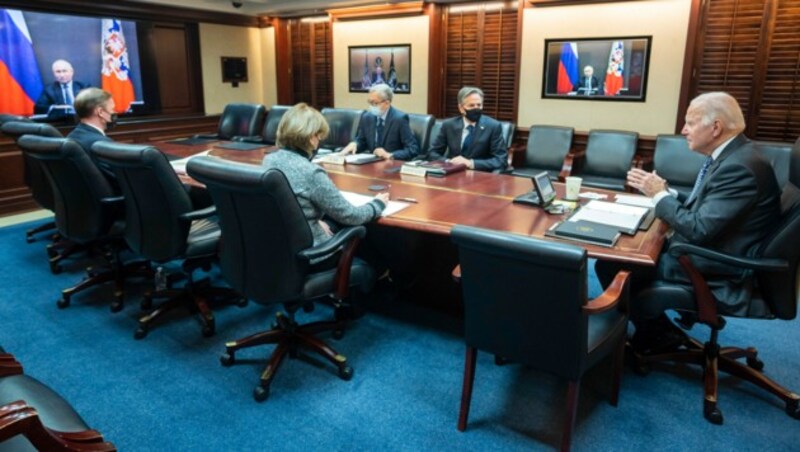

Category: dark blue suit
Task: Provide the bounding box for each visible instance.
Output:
[427,115,507,172]
[354,106,419,161]
[34,81,89,115]
[67,123,116,189]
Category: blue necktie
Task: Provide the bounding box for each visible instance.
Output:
[462,125,475,154]
[376,118,384,145]
[63,84,73,105]
[687,156,713,203]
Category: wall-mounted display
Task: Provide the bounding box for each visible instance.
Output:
[348,44,411,94]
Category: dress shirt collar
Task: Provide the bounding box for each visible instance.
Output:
[84,122,106,136]
[710,136,735,161]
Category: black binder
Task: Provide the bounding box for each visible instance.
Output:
[546,220,621,247]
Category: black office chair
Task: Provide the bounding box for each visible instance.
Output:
[653,134,707,198]
[499,121,515,150]
[791,136,800,187]
[451,226,631,451]
[186,157,376,402]
[424,119,446,158]
[0,348,116,451]
[755,140,792,188]
[92,142,242,339]
[1,121,62,244]
[196,103,266,140]
[512,125,574,180]
[320,108,363,151]
[408,113,434,158]
[631,184,800,424]
[17,136,151,312]
[577,129,639,191]
[232,105,290,145]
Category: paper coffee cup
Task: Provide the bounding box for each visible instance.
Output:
[565,176,582,200]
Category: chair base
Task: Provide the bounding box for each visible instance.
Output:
[46,238,89,274]
[59,259,153,313]
[25,220,56,243]
[633,332,800,424]
[220,311,352,402]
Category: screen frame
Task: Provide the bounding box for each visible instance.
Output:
[347,44,411,94]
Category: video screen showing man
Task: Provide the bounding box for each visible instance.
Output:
[574,65,600,95]
[33,59,89,118]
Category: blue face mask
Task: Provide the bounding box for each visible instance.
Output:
[368,105,382,117]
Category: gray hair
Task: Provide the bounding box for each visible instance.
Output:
[690,92,746,133]
[369,84,393,102]
[457,86,484,106]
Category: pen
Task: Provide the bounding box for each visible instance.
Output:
[397,197,418,203]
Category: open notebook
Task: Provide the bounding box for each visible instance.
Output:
[340,191,412,217]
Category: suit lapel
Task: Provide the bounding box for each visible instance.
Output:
[686,134,748,208]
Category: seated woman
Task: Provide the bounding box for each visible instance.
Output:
[263,103,389,265]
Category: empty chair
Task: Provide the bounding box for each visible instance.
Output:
[653,134,707,198]
[755,140,792,188]
[196,103,266,140]
[92,142,242,339]
[320,108,363,151]
[187,157,376,402]
[407,113,434,158]
[512,125,574,180]
[451,225,631,451]
[424,119,446,158]
[577,129,639,191]
[499,121,515,150]
[792,136,800,187]
[232,105,290,145]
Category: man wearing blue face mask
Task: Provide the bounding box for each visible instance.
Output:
[426,86,507,172]
[341,84,419,161]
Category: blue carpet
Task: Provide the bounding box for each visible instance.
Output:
[1,219,799,450]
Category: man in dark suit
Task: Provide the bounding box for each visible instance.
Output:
[599,92,781,351]
[426,86,507,172]
[67,88,117,186]
[341,83,419,161]
[573,65,600,95]
[34,59,89,116]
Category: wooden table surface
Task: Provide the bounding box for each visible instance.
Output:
[160,141,666,266]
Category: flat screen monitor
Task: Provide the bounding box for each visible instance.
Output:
[532,171,556,207]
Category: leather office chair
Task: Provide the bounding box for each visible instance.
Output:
[499,121,515,150]
[451,226,631,451]
[576,129,639,191]
[0,349,115,451]
[791,136,800,187]
[186,157,376,402]
[1,121,62,244]
[320,108,363,150]
[653,134,707,198]
[92,142,242,339]
[755,140,792,188]
[407,113,434,158]
[232,105,290,145]
[512,125,574,180]
[632,184,800,424]
[16,136,151,312]
[424,119,446,158]
[197,103,266,140]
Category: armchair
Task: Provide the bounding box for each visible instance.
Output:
[196,103,266,140]
[320,108,363,151]
[754,140,792,188]
[574,129,638,191]
[232,105,290,145]
[91,142,243,339]
[451,226,631,451]
[186,157,376,402]
[631,184,800,424]
[407,113,434,158]
[512,125,574,180]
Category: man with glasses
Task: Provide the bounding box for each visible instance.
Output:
[341,83,419,161]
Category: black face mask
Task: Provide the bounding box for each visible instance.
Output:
[464,108,482,123]
[104,111,119,130]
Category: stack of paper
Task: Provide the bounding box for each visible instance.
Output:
[170,150,211,174]
[567,200,650,234]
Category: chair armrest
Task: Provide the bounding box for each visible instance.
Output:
[178,205,217,223]
[0,402,115,450]
[297,226,366,262]
[559,150,584,182]
[584,270,631,314]
[99,196,124,205]
[508,143,526,167]
[0,353,23,377]
[668,243,788,272]
[231,135,264,143]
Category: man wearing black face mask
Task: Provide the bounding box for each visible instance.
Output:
[68,88,118,186]
[426,86,507,171]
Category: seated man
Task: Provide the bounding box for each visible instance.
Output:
[34,59,89,117]
[67,88,118,185]
[341,83,419,161]
[427,86,507,172]
[596,91,781,352]
[573,65,600,95]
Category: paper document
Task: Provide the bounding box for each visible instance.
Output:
[340,191,411,217]
[344,154,380,164]
[170,150,211,174]
[568,200,649,233]
[615,194,656,208]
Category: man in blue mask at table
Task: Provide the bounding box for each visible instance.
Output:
[341,83,419,161]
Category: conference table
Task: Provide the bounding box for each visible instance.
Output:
[159,140,667,268]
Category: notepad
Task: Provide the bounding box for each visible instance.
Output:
[340,191,411,217]
[547,220,621,247]
[567,200,650,235]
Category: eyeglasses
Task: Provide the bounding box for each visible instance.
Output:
[367,99,386,107]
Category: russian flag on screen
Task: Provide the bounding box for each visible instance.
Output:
[0,9,44,116]
[556,42,578,94]
[101,18,135,113]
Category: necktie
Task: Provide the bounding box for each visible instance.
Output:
[376,118,384,145]
[687,156,713,203]
[462,125,475,154]
[64,84,73,105]
[585,78,591,93]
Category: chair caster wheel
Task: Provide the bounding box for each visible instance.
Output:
[746,356,764,371]
[332,329,345,340]
[237,298,249,308]
[253,385,269,402]
[110,296,124,313]
[704,404,723,425]
[26,236,35,244]
[141,296,153,310]
[57,296,70,309]
[220,353,235,366]
[134,327,148,340]
[202,325,215,338]
[786,399,800,419]
[339,365,354,381]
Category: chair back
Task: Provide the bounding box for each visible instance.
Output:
[320,108,363,149]
[584,129,638,178]
[525,125,574,170]
[187,157,314,304]
[1,121,62,139]
[408,113,434,156]
[217,103,266,140]
[499,121,515,149]
[755,140,792,188]
[2,122,63,211]
[792,136,800,188]
[755,184,800,320]
[262,105,290,145]
[654,134,706,196]
[426,119,446,156]
[0,114,31,125]
[91,143,195,261]
[17,136,115,243]
[451,225,590,379]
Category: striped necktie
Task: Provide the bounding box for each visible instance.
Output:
[687,156,713,204]
[462,125,475,153]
